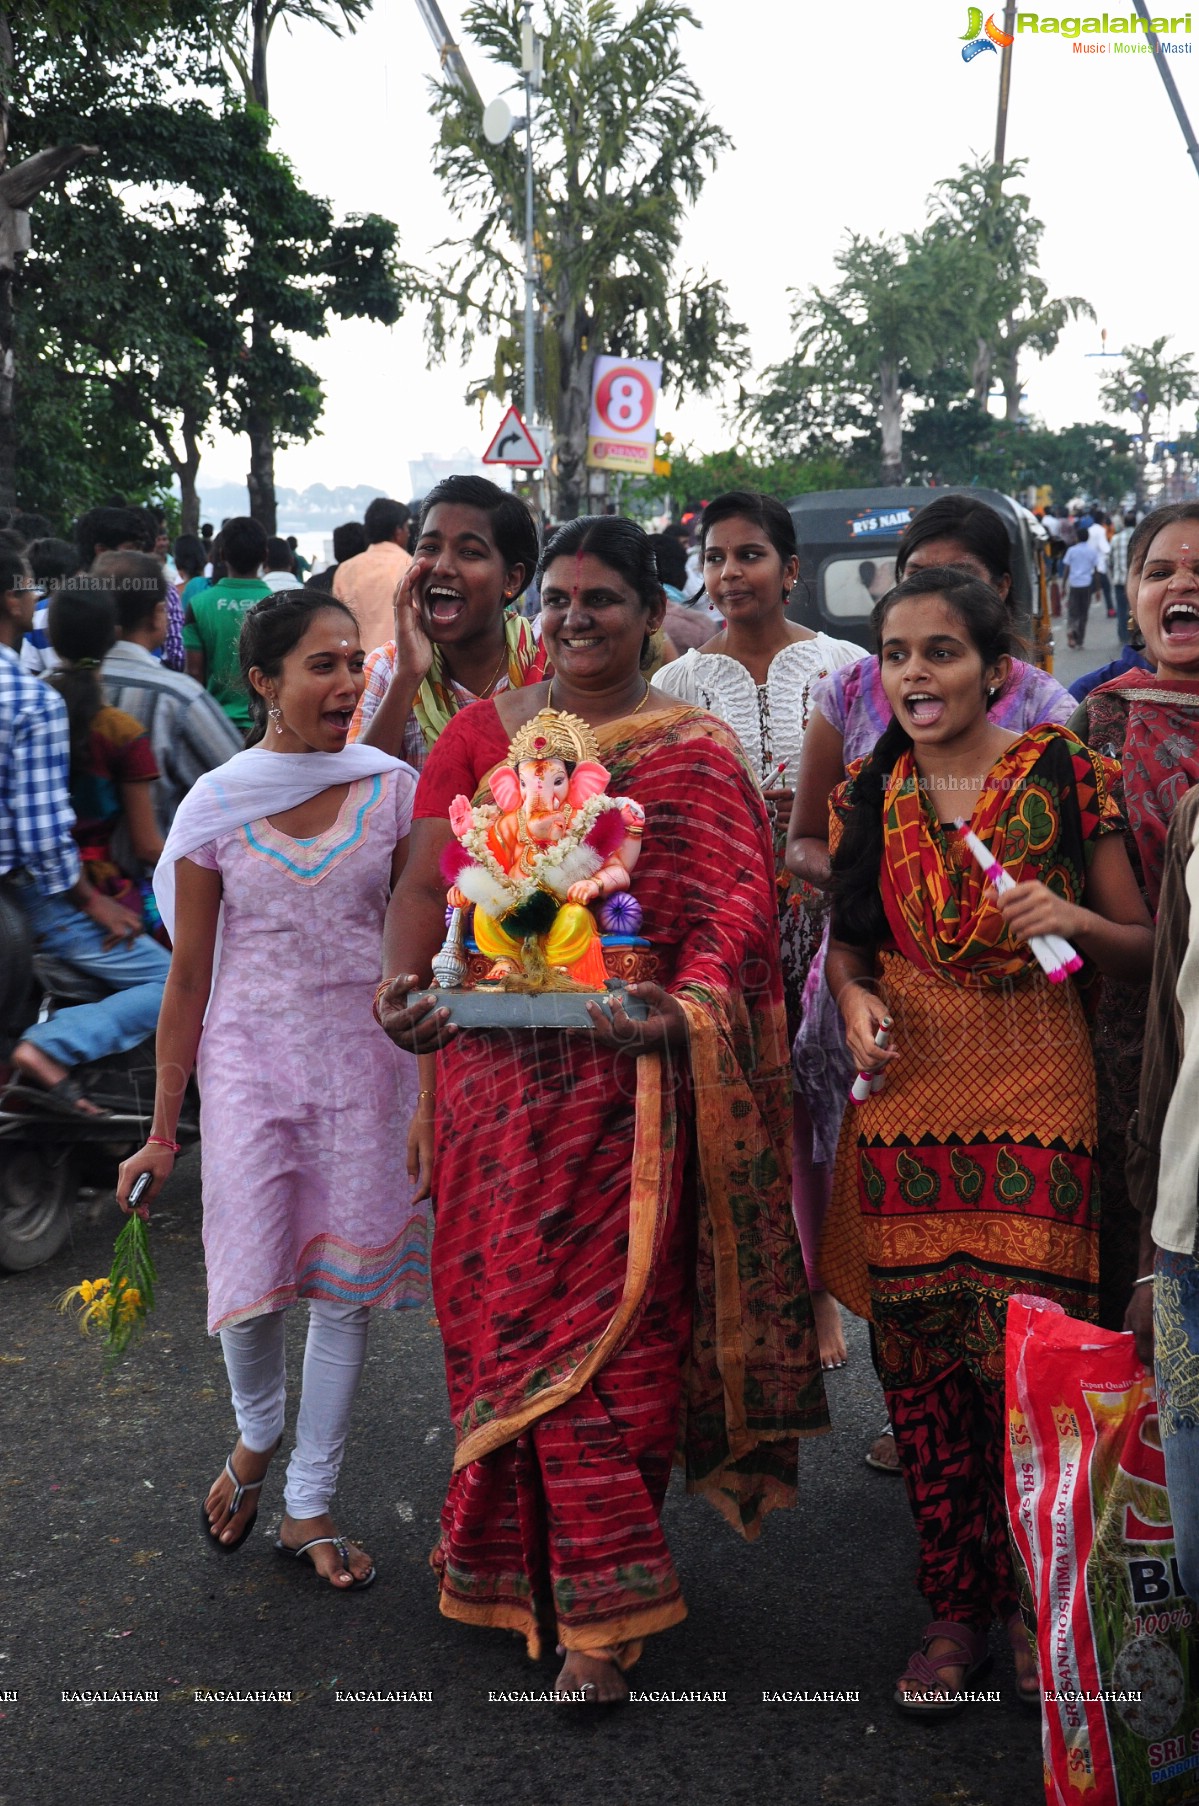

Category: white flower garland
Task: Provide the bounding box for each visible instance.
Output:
[455,793,619,915]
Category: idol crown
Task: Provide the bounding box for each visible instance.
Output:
[507,708,601,769]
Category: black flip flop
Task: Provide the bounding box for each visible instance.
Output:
[13,1073,110,1119]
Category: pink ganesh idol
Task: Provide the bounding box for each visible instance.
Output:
[441,708,645,987]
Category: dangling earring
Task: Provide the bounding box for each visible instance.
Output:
[987,688,997,704]
[269,705,284,736]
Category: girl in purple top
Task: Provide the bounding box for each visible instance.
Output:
[785,495,1074,1452]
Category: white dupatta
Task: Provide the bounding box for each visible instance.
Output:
[154,745,409,959]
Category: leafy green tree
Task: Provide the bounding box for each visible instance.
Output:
[634,444,865,517]
[13,12,409,531]
[926,159,1092,421]
[426,0,746,518]
[218,0,370,113]
[1100,336,1198,504]
[217,0,402,531]
[904,405,1136,505]
[16,26,247,529]
[13,344,168,522]
[0,3,225,507]
[748,230,979,486]
[1016,421,1137,508]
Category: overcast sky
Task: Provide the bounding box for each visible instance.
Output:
[195,0,1199,498]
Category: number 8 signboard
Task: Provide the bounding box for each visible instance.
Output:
[586,355,662,475]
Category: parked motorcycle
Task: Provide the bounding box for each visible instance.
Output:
[0,882,195,1270]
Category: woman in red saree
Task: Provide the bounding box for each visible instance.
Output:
[823,569,1153,1713]
[377,516,827,1702]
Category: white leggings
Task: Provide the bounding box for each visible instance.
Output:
[219,1300,370,1520]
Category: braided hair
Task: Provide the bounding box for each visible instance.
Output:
[45,584,119,776]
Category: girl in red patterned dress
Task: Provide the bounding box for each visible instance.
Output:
[824,569,1153,1714]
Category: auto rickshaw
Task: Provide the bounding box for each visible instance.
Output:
[784,485,1054,672]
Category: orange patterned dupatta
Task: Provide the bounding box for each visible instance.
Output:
[876,724,1121,987]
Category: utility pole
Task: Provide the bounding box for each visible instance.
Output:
[411,0,483,107]
[414,0,543,447]
[519,4,542,434]
[993,2,1017,166]
[1131,0,1199,184]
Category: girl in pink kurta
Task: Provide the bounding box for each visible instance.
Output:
[188,770,425,1333]
[120,590,424,1591]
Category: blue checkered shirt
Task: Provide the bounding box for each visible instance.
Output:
[0,642,81,895]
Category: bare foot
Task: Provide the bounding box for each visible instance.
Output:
[866,1429,902,1473]
[554,1648,629,1704]
[812,1288,848,1369]
[277,1512,374,1587]
[482,958,520,982]
[11,1042,104,1115]
[204,1438,278,1545]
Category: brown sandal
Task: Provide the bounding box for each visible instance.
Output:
[894,1620,992,1716]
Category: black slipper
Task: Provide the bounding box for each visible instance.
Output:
[13,1072,110,1119]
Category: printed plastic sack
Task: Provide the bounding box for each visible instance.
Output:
[1006,1294,1198,1806]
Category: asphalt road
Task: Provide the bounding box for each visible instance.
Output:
[3,1144,1048,1806]
[2,609,1116,1806]
[1046,591,1123,694]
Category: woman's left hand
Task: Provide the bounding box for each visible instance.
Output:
[406,1106,435,1204]
[762,786,794,837]
[992,880,1084,944]
[586,983,688,1054]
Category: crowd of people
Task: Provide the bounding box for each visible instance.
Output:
[1039,504,1140,652]
[1,474,1196,1713]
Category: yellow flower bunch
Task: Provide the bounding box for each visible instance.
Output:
[57,1216,156,1362]
[57,1274,143,1336]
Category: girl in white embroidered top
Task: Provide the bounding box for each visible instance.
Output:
[654,490,865,1370]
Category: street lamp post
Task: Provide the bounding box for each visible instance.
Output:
[520,5,539,433]
[422,0,543,465]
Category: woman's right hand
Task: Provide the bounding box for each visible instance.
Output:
[116,1142,175,1217]
[392,558,435,686]
[375,975,458,1054]
[1124,1281,1155,1369]
[840,986,898,1075]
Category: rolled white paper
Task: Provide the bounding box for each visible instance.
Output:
[956,824,1084,983]
[850,1018,893,1105]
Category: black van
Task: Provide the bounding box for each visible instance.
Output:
[784,486,1054,670]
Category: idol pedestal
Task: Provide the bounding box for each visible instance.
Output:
[405,976,650,1030]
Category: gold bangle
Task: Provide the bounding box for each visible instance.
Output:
[372,977,394,1028]
[417,1089,436,1102]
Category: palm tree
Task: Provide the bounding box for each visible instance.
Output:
[1101,336,1198,504]
[217,0,372,530]
[426,0,746,518]
[757,230,976,487]
[926,159,1092,421]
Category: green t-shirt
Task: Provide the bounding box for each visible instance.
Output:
[182,577,271,732]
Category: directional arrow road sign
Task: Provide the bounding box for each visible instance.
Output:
[482,405,542,467]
